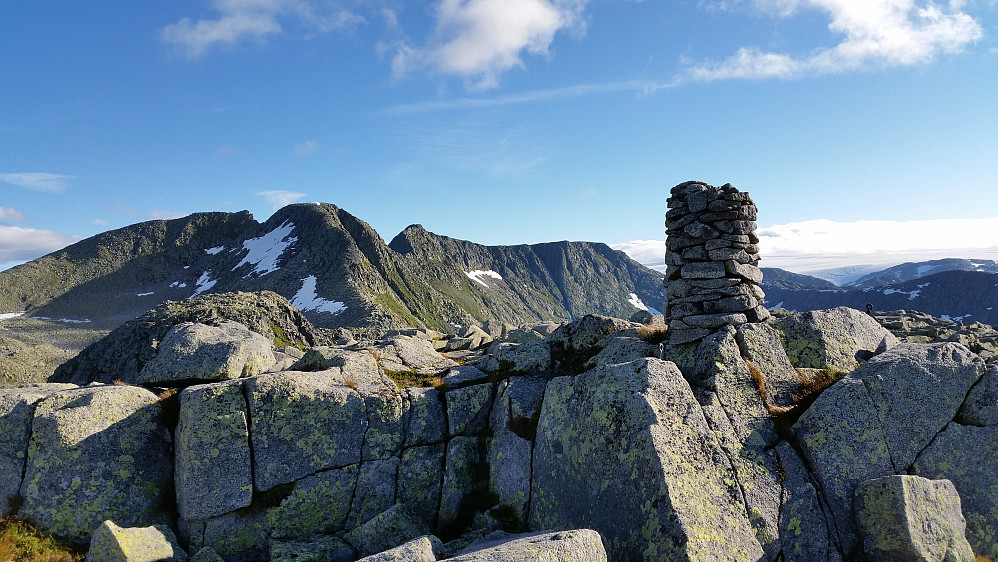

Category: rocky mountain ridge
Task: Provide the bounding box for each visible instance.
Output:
[0,203,664,335]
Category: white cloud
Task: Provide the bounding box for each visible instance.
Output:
[294,141,319,156]
[614,217,998,274]
[687,0,982,81]
[0,225,81,264]
[161,0,365,58]
[610,239,665,266]
[147,210,189,220]
[93,218,110,226]
[0,207,27,222]
[393,0,588,90]
[0,173,74,193]
[259,190,306,210]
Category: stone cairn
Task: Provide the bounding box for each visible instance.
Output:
[664,181,769,344]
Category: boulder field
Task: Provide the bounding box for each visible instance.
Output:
[1,302,995,561]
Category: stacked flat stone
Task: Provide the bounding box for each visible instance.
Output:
[665,181,770,344]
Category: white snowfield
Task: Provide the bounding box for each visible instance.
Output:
[292,276,347,315]
[0,312,25,322]
[465,270,503,288]
[192,271,217,297]
[628,292,662,316]
[205,246,226,255]
[233,221,298,277]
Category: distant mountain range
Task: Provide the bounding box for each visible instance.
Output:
[0,204,664,333]
[761,264,998,325]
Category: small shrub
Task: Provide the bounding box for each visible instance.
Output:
[636,324,669,344]
[344,375,357,389]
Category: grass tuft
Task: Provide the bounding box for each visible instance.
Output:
[636,324,669,344]
[0,516,83,562]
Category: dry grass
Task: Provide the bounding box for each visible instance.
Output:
[0,516,82,562]
[976,556,997,562]
[344,375,357,389]
[636,324,669,344]
[156,387,177,401]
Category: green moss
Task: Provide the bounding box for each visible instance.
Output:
[270,321,305,351]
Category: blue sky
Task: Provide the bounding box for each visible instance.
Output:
[3,0,997,277]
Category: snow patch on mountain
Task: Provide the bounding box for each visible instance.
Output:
[137,292,154,297]
[192,271,217,297]
[883,288,922,300]
[233,221,298,277]
[292,275,346,315]
[465,270,502,288]
[0,312,25,322]
[205,246,225,255]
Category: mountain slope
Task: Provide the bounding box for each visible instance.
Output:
[844,258,998,288]
[0,204,664,333]
[764,270,998,325]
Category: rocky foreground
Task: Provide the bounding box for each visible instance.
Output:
[1,289,996,561]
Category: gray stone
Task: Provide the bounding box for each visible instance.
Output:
[193,507,269,562]
[345,503,430,558]
[137,321,275,383]
[689,328,781,559]
[442,365,489,388]
[724,259,763,283]
[957,362,998,426]
[792,343,983,554]
[584,336,656,369]
[854,475,974,562]
[397,443,445,530]
[245,370,366,491]
[357,535,442,561]
[378,336,457,374]
[912,423,998,559]
[773,307,899,371]
[270,535,354,562]
[736,322,802,408]
[487,376,546,523]
[175,380,252,521]
[288,345,343,371]
[19,385,173,545]
[266,464,359,539]
[403,387,446,447]
[681,261,726,279]
[189,547,225,562]
[0,385,73,516]
[85,520,188,562]
[775,441,836,562]
[447,383,495,436]
[479,340,550,376]
[682,312,747,329]
[702,294,756,314]
[529,358,763,561]
[450,529,607,561]
[438,435,482,533]
[348,457,401,530]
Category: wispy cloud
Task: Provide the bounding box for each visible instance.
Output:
[147,210,188,220]
[392,0,588,90]
[0,173,74,193]
[294,141,319,156]
[0,225,81,264]
[686,0,982,81]
[409,120,550,176]
[259,190,306,210]
[613,217,998,273]
[0,207,27,223]
[383,79,672,114]
[161,0,365,58]
[93,218,110,226]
